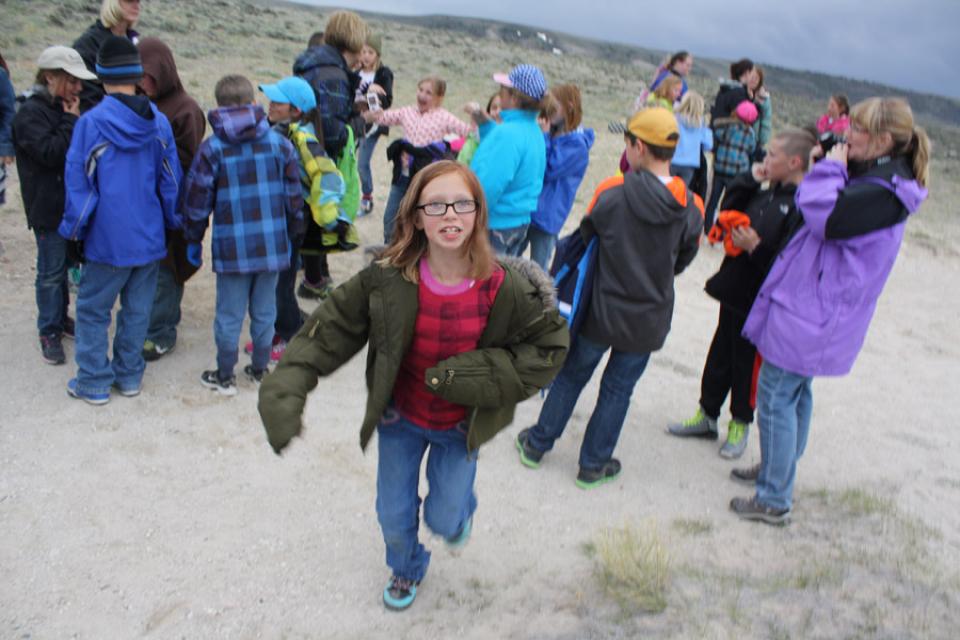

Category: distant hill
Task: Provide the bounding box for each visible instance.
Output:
[286,3,960,131]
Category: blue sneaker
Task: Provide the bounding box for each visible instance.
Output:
[66,378,109,406]
[112,382,142,398]
[445,516,473,550]
[383,575,419,611]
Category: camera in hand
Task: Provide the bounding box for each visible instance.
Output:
[366,92,381,112]
[819,131,846,154]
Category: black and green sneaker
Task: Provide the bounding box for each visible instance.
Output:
[516,427,544,469]
[575,458,622,490]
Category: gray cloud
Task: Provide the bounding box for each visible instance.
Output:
[296,0,960,98]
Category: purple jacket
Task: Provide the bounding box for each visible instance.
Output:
[743,158,927,377]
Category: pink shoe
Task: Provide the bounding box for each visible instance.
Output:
[244,335,286,362]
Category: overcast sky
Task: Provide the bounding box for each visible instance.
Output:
[295,0,960,99]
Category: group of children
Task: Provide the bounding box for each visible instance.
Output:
[5,1,932,613]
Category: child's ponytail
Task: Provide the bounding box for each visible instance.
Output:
[909,126,930,188]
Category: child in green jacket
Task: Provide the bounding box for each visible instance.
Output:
[258,160,568,612]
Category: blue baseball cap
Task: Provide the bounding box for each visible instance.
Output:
[493,64,547,101]
[259,76,317,113]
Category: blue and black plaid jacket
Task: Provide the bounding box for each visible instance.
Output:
[713,122,757,178]
[182,104,303,274]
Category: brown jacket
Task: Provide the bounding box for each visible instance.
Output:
[139,37,206,284]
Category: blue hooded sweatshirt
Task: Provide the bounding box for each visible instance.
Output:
[470,109,546,230]
[531,127,594,235]
[60,95,181,267]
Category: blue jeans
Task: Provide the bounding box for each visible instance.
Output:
[755,361,814,511]
[383,175,410,243]
[214,271,279,377]
[145,264,183,349]
[74,261,159,395]
[528,334,650,470]
[376,409,477,582]
[489,223,530,257]
[358,133,380,198]
[34,229,70,336]
[275,245,302,342]
[521,226,557,271]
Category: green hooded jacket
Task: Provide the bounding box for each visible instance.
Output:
[258,256,569,454]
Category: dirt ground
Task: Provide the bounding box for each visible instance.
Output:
[2,141,959,639]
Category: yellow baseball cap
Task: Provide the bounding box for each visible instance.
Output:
[626,107,680,148]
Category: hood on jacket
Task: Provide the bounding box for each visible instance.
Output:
[138,37,183,100]
[97,95,160,150]
[293,44,347,76]
[498,255,557,310]
[209,104,270,144]
[622,170,693,226]
[553,127,595,153]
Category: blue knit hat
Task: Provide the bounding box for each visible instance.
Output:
[493,64,547,101]
[96,35,143,84]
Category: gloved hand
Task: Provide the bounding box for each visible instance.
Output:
[186,243,203,268]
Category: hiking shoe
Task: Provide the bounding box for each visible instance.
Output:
[576,459,622,490]
[383,575,419,611]
[297,277,333,300]
[243,364,267,384]
[142,339,175,362]
[112,382,142,398]
[200,370,237,397]
[729,495,791,525]
[667,406,718,439]
[719,419,750,459]
[62,316,75,340]
[515,427,544,469]
[243,335,286,362]
[40,334,66,365]
[730,463,761,486]
[445,516,473,550]
[66,378,109,405]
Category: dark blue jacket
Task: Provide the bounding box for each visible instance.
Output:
[531,127,594,235]
[59,95,181,267]
[293,45,359,159]
[181,105,303,274]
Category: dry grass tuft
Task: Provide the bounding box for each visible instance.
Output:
[589,520,670,614]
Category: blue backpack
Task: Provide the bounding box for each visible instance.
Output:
[549,231,598,339]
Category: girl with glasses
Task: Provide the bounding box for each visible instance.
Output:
[258,160,568,611]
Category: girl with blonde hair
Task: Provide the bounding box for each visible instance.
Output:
[731,97,930,525]
[72,0,142,111]
[670,91,713,185]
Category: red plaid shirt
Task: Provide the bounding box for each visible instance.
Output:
[392,260,505,430]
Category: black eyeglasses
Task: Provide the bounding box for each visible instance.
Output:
[416,200,478,216]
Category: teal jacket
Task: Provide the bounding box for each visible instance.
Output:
[258,256,569,454]
[470,110,546,230]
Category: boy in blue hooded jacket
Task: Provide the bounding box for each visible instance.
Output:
[59,36,181,405]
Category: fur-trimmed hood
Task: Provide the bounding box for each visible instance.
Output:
[497,255,557,310]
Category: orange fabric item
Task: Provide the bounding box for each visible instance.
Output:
[586,175,624,214]
[707,210,752,256]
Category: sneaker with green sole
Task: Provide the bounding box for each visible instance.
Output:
[719,419,750,459]
[515,428,544,469]
[667,406,718,439]
[575,458,622,490]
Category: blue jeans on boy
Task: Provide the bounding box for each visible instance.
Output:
[74,261,159,395]
[376,409,478,583]
[488,224,530,257]
[527,334,650,471]
[521,226,557,271]
[358,133,380,198]
[214,271,278,377]
[755,361,814,511]
[382,175,410,243]
[145,264,183,349]
[34,229,70,336]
